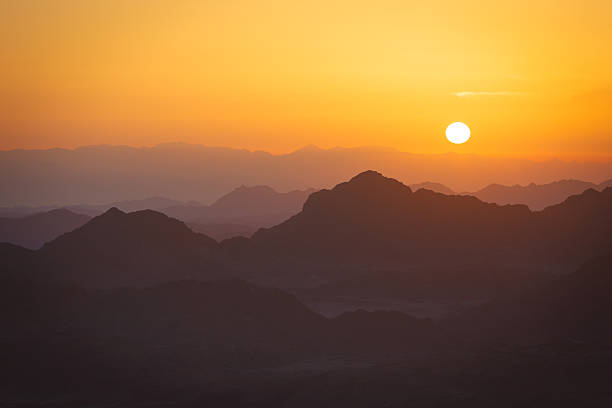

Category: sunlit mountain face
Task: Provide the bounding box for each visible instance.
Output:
[1,1,611,407]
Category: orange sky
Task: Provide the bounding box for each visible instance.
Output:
[1,0,611,159]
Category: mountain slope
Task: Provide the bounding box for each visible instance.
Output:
[454,255,612,344]
[39,208,225,288]
[0,275,435,400]
[0,209,91,249]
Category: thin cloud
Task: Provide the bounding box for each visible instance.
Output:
[452,91,524,97]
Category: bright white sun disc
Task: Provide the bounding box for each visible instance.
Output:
[445,122,471,144]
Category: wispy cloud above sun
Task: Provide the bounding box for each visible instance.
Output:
[452,91,525,97]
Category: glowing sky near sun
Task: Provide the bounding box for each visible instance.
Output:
[1,0,611,158]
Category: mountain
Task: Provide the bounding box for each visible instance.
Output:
[3,257,611,406]
[409,181,455,195]
[232,171,612,287]
[2,143,611,206]
[0,185,313,241]
[470,179,602,210]
[208,185,316,220]
[454,255,612,344]
[38,208,225,288]
[161,185,316,239]
[163,185,315,224]
[248,170,530,265]
[0,209,91,249]
[0,274,436,402]
[2,184,612,405]
[10,171,610,291]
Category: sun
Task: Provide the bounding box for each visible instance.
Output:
[446,122,471,144]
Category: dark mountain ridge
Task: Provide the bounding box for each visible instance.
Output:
[3,170,610,293]
[225,171,612,287]
[37,208,225,288]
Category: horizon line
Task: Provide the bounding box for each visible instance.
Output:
[1,142,612,163]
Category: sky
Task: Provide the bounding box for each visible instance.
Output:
[1,0,611,159]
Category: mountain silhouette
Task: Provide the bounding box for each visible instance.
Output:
[2,180,612,406]
[249,170,528,263]
[38,208,225,288]
[0,209,91,249]
[0,185,314,241]
[163,185,315,223]
[470,179,609,210]
[235,171,612,287]
[8,171,610,291]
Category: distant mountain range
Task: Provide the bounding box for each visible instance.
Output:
[231,171,612,286]
[411,178,612,210]
[4,177,611,253]
[0,209,90,249]
[0,185,314,244]
[470,178,612,210]
[163,185,316,229]
[2,143,611,206]
[4,170,610,292]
